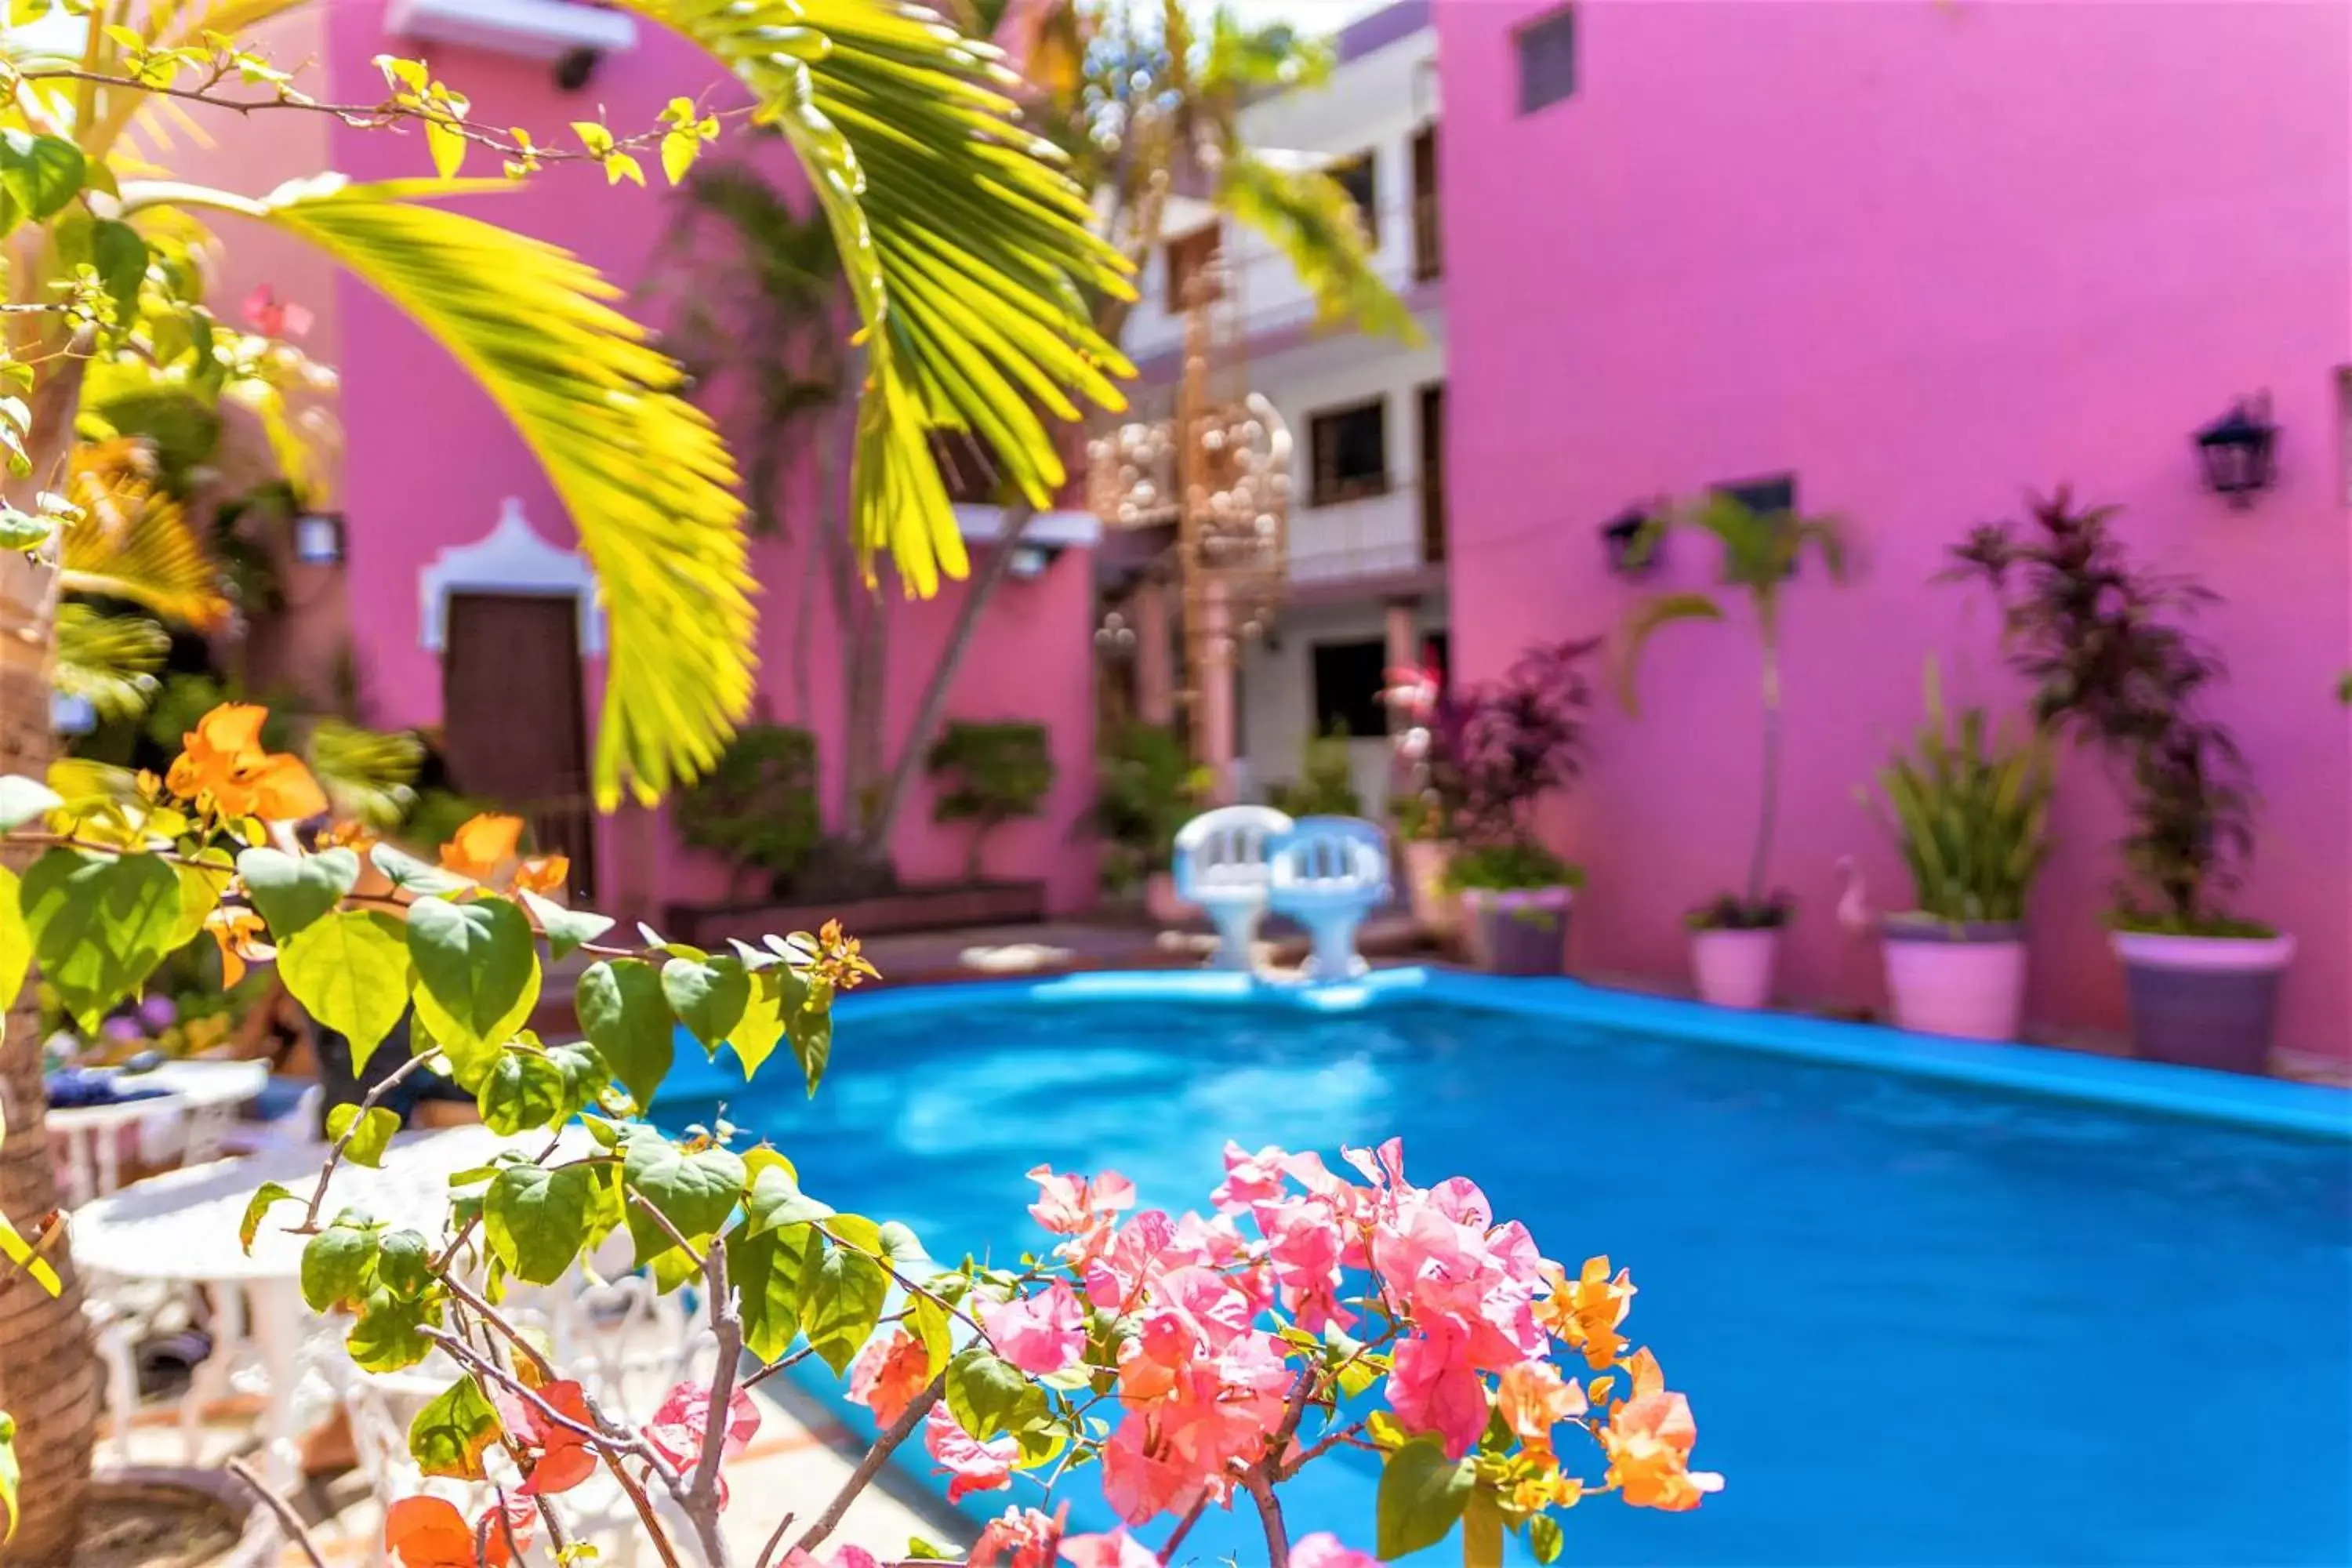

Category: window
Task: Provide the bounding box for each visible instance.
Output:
[1311,640,1390,738]
[1330,151,1379,246]
[1410,125,1440,281]
[1308,399,1389,506]
[1418,383,1446,562]
[1517,6,1576,114]
[1165,224,1222,314]
[1715,474,1796,519]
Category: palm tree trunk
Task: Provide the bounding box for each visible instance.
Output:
[864,499,1036,852]
[1747,630,1783,913]
[0,356,100,1563]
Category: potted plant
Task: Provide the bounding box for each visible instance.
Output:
[1870,662,2054,1040]
[1091,721,1210,921]
[1618,492,1850,1008]
[1947,490,2285,1073]
[927,720,1055,882]
[1268,723,1363,818]
[1383,649,1468,940]
[1434,637,1602,975]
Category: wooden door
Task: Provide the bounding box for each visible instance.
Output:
[442,592,596,898]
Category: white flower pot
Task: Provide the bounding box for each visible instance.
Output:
[2111,930,2296,1075]
[1882,920,2027,1041]
[1692,927,1778,1010]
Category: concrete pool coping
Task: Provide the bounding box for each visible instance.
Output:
[667,964,2351,1143]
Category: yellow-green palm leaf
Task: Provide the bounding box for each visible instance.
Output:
[53,604,169,721]
[57,475,232,630]
[140,175,754,807]
[619,0,1137,593]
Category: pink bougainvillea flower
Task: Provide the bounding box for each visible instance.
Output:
[243,284,315,340]
[1059,1532,1163,1568]
[777,1551,880,1568]
[1261,1195,1351,1333]
[1025,1164,1136,1236]
[971,1505,1062,1568]
[644,1379,760,1501]
[1290,1534,1385,1568]
[1497,1359,1587,1450]
[1386,1319,1490,1459]
[1100,1418,1214,1523]
[925,1402,1016,1502]
[1211,1142,1292,1211]
[1371,1195,1546,1371]
[1535,1255,1638,1370]
[1083,1209,1179,1311]
[981,1279,1088,1377]
[848,1330,933,1428]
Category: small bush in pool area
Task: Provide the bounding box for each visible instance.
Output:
[0,703,1715,1567]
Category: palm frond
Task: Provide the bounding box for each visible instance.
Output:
[621,0,1136,593]
[53,604,169,721]
[57,452,233,629]
[307,717,425,829]
[1221,151,1417,342]
[135,175,757,807]
[1615,591,1726,716]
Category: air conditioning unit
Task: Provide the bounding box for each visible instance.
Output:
[384,0,637,63]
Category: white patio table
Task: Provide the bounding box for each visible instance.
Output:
[72,1123,593,1485]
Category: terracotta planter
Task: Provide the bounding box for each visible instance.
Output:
[2112,930,2295,1075]
[1144,871,1192,926]
[1692,927,1779,1009]
[1882,918,2027,1041]
[1402,840,1461,939]
[1461,887,1573,976]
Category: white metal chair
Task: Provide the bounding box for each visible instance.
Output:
[1268,817,1392,982]
[1172,805,1294,971]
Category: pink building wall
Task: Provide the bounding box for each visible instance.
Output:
[1436,0,2352,1057]
[310,3,1096,913]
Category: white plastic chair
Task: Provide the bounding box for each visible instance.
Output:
[1268,817,1392,982]
[1172,806,1294,971]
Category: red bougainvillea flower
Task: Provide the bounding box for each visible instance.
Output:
[847,1330,932,1428]
[645,1379,760,1489]
[924,1402,1015,1502]
[1059,1531,1163,1568]
[1290,1534,1386,1568]
[1026,1164,1137,1239]
[168,703,328,822]
[971,1505,1062,1568]
[980,1279,1087,1377]
[491,1379,598,1497]
[384,1495,516,1568]
[1535,1255,1639,1370]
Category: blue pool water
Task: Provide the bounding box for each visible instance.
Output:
[660,973,2352,1566]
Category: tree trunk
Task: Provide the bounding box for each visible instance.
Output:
[864,500,1037,852]
[1748,628,1783,913]
[0,344,100,1564]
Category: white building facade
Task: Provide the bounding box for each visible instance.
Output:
[1120,0,1447,817]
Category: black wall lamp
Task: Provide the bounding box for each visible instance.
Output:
[1601,506,1661,577]
[2194,393,2278,507]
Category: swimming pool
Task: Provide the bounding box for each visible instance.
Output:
[659,968,2352,1565]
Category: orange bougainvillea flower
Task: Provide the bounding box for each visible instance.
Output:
[491,1378,600,1497]
[514,854,569,898]
[1509,1457,1584,1514]
[1600,1354,1722,1513]
[440,813,524,881]
[1497,1359,1588,1452]
[165,704,328,822]
[319,819,380,853]
[1535,1255,1638,1370]
[384,1495,517,1568]
[203,906,273,988]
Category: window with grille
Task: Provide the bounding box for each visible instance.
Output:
[1330,151,1379,246]
[1308,399,1389,507]
[1517,6,1577,114]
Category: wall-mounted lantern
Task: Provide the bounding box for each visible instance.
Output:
[2194,393,2278,507]
[1601,507,1660,576]
[293,512,347,566]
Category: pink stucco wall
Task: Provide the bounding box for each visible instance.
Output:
[1437,0,2352,1056]
[314,3,1096,913]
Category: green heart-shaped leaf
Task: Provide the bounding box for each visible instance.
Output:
[576,958,673,1110]
[236,846,359,940]
[407,896,539,1084]
[662,953,750,1055]
[20,848,181,1029]
[279,909,410,1071]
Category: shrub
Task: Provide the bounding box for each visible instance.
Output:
[1268,724,1363,818]
[927,720,1054,881]
[1872,662,2053,925]
[674,724,821,892]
